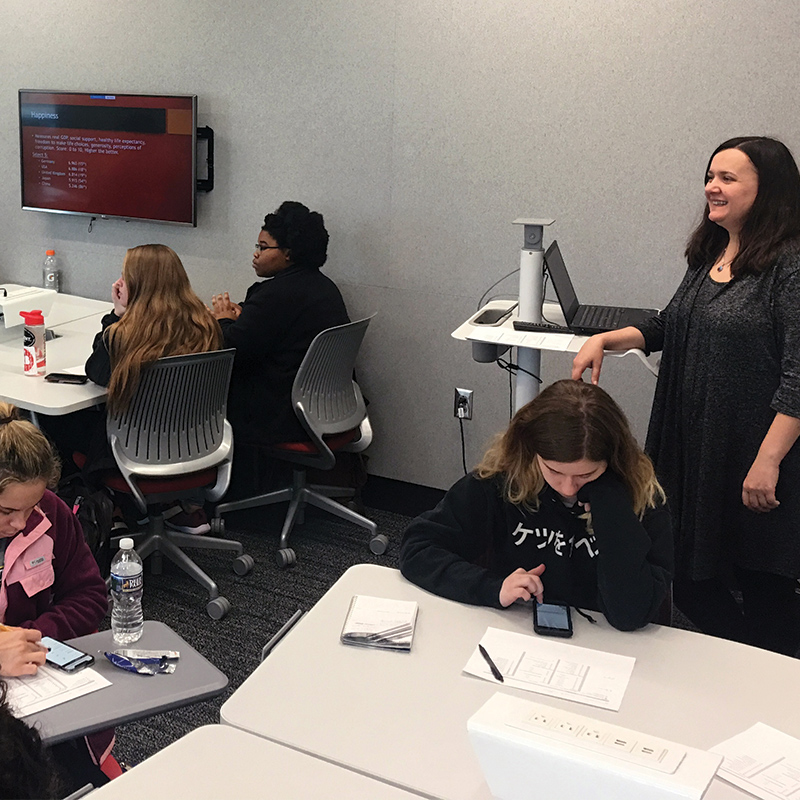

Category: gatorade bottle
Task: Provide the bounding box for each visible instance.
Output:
[20,310,46,376]
[43,250,61,291]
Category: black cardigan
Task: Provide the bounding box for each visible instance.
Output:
[634,255,800,581]
[219,264,349,445]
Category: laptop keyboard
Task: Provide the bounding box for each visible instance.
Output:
[513,319,572,334]
[577,305,622,328]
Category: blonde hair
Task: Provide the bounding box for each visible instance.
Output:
[0,403,61,492]
[477,380,664,517]
[106,245,223,414]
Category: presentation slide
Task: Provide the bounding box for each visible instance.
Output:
[20,92,196,225]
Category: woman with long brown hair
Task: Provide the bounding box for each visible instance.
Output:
[83,244,222,532]
[87,244,222,413]
[400,380,673,631]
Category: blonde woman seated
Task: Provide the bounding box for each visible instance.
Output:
[400,380,673,631]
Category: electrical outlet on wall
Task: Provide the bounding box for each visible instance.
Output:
[454,388,474,420]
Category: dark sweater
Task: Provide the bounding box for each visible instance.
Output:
[400,471,673,631]
[634,255,800,580]
[84,310,121,388]
[219,264,349,445]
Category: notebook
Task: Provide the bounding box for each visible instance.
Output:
[340,595,419,651]
[544,240,658,335]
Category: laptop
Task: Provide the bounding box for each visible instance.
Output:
[542,240,658,335]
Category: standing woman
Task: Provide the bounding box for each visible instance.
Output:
[400,380,672,632]
[572,137,800,654]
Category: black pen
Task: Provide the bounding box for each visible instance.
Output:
[478,644,504,683]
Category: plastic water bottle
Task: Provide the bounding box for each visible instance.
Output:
[42,250,60,292]
[110,538,144,644]
[19,310,46,376]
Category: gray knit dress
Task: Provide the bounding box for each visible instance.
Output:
[635,252,800,581]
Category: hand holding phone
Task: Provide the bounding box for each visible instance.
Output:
[41,636,94,672]
[0,628,47,677]
[533,602,573,638]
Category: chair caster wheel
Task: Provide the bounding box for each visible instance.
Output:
[206,596,231,620]
[276,548,296,568]
[369,534,389,555]
[233,554,254,576]
[210,517,225,535]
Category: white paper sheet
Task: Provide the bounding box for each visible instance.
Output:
[711,723,800,799]
[464,626,635,711]
[5,665,111,717]
[466,326,575,351]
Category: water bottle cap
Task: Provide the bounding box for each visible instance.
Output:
[19,310,45,325]
[45,250,55,256]
[119,537,134,550]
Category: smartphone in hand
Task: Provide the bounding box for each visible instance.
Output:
[41,636,94,672]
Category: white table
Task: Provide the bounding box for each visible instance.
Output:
[88,725,424,799]
[0,291,109,415]
[222,564,800,800]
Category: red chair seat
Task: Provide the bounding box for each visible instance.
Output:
[73,452,218,496]
[273,429,358,455]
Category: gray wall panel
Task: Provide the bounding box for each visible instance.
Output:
[2,0,798,488]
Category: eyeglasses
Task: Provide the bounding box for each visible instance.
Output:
[255,243,282,252]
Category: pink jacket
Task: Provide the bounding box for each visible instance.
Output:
[0,489,107,639]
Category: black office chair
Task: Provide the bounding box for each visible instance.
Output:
[214,316,386,567]
[99,349,253,619]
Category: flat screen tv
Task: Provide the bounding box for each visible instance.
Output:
[19,90,197,226]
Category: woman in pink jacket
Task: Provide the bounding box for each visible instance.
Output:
[0,401,110,792]
[0,403,107,638]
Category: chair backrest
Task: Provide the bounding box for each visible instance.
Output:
[107,349,235,466]
[292,316,373,439]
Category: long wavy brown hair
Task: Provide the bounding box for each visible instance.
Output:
[106,245,222,414]
[477,380,664,516]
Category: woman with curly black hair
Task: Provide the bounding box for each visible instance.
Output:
[212,201,349,448]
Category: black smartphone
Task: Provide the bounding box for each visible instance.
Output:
[472,305,516,326]
[41,636,95,672]
[533,602,573,638]
[45,373,89,385]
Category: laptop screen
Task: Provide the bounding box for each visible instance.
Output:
[544,240,580,324]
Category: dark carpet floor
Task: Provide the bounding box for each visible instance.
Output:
[105,502,407,766]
